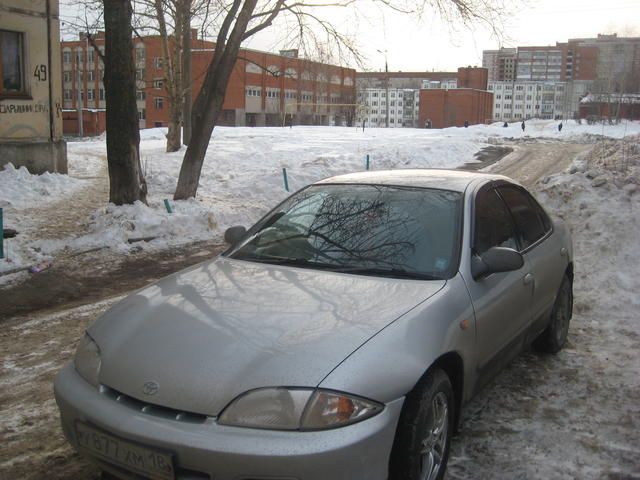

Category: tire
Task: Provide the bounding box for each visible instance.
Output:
[389,368,454,480]
[533,274,573,354]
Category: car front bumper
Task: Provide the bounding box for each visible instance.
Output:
[54,364,404,480]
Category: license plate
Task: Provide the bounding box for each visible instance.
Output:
[75,422,175,480]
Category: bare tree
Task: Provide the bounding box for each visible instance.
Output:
[103,0,148,204]
[174,0,510,200]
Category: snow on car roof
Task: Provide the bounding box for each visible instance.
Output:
[315,169,511,192]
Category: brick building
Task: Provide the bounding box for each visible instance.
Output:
[419,89,493,129]
[60,32,356,134]
[357,67,493,129]
[418,68,492,129]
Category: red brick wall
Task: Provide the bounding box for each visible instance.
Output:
[62,110,106,136]
[419,89,493,128]
[457,67,488,90]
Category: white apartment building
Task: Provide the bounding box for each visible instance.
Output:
[489,81,568,121]
[421,79,458,89]
[356,88,420,128]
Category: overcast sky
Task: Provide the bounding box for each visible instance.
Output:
[245,0,640,72]
[60,0,640,72]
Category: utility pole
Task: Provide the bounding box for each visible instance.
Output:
[385,57,389,128]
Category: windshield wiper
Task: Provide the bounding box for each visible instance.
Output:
[236,255,342,270]
[332,267,441,280]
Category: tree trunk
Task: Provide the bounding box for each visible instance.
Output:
[174,0,258,200]
[166,97,182,151]
[153,0,182,152]
[182,2,192,146]
[103,0,147,205]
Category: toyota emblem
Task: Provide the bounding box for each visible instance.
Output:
[143,381,159,395]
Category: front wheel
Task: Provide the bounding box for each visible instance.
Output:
[533,274,573,353]
[389,368,454,480]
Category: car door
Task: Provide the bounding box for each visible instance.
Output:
[496,185,564,335]
[464,184,534,389]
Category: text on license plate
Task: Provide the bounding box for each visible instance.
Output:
[75,422,175,480]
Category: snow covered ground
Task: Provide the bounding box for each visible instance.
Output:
[1,120,639,478]
[447,135,640,479]
[1,119,639,284]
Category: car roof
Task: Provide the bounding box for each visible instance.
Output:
[314,169,514,193]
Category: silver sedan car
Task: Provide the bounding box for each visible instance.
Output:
[54,169,573,480]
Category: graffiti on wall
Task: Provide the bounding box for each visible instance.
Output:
[0,102,50,114]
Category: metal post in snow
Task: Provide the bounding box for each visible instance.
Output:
[163,199,173,213]
[0,208,3,259]
[282,168,290,192]
[366,154,370,170]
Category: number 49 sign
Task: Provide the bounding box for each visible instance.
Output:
[34,65,47,81]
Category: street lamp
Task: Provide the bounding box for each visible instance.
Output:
[376,49,389,128]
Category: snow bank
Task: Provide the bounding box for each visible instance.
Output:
[0,163,84,209]
[2,120,639,284]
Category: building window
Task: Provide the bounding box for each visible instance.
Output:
[138,108,146,120]
[136,90,145,100]
[75,49,83,65]
[63,71,72,83]
[153,78,163,89]
[100,88,104,101]
[0,30,26,96]
[153,57,163,69]
[135,46,145,62]
[87,89,95,101]
[63,50,72,64]
[154,97,163,109]
[87,49,94,64]
[87,70,95,82]
[136,69,145,81]
[64,89,72,100]
[246,63,262,74]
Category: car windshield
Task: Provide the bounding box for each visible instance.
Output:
[228,184,463,280]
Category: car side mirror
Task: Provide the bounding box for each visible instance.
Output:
[471,247,524,280]
[224,226,247,246]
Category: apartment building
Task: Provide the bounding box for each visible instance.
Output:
[1,0,66,173]
[355,72,461,128]
[356,71,457,90]
[356,88,420,128]
[356,67,493,128]
[482,48,517,82]
[489,81,569,121]
[60,33,356,133]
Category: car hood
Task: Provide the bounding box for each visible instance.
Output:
[89,257,445,417]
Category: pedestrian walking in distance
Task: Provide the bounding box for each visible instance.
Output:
[521,121,525,132]
[558,122,563,132]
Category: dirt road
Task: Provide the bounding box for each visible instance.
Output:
[1,139,637,480]
[488,142,591,187]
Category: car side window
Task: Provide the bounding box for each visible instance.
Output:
[528,193,553,233]
[497,186,546,249]
[473,188,519,255]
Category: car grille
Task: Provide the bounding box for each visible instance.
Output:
[99,385,208,424]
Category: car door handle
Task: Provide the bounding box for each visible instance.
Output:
[523,273,534,285]
[560,247,568,257]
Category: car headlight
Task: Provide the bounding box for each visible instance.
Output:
[218,388,383,431]
[74,333,101,387]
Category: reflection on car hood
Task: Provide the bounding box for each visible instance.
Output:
[89,257,445,417]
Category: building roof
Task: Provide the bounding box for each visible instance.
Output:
[356,71,457,80]
[315,169,511,192]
